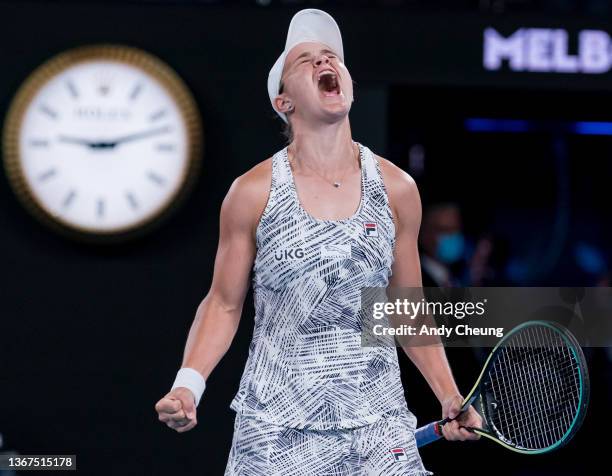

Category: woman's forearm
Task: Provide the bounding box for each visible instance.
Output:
[180,293,243,380]
[402,344,461,403]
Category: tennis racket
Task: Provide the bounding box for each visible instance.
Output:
[415,320,589,454]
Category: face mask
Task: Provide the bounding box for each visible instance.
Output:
[436,232,465,264]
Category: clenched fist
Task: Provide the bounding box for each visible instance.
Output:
[155,387,198,433]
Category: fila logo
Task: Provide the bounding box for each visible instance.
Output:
[320,244,351,259]
[364,222,378,237]
[274,248,305,261]
[390,447,408,462]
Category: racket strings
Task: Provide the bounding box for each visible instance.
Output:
[501,333,577,448]
[485,325,581,450]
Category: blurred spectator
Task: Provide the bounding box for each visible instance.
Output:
[418,202,465,287]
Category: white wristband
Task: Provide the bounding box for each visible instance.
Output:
[171,368,206,407]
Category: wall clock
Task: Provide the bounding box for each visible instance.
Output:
[3,44,203,242]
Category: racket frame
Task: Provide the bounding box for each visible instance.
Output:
[416,320,590,454]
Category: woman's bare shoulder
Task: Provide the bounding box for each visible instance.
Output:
[371,153,421,232]
[221,156,274,230]
[372,153,418,197]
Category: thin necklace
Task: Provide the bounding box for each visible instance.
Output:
[288,142,360,188]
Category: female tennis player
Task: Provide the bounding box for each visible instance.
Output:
[155,8,481,475]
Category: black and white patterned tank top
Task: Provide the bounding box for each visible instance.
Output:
[229,142,408,430]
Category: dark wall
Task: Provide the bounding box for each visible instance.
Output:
[0,2,607,475]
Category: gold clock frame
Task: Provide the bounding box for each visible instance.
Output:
[2,44,203,243]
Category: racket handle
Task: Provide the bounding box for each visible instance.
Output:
[415,421,444,448]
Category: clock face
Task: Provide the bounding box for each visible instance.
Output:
[4,45,202,240]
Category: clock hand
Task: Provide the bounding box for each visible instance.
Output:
[110,125,172,146]
[57,126,171,150]
[58,134,118,150]
[58,135,97,147]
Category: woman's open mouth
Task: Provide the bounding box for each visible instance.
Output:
[317,71,341,97]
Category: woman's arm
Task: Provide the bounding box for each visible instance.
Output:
[155,159,272,433]
[180,173,261,381]
[380,156,481,441]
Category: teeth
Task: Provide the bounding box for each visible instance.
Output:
[316,69,340,96]
[317,70,336,81]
